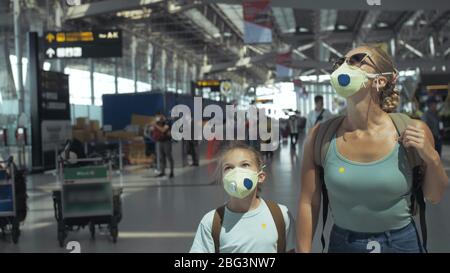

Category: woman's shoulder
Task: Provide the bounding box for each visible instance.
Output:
[408,117,427,128]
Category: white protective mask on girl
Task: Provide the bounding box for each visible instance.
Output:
[223,167,261,199]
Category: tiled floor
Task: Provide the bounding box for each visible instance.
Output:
[1,139,449,253]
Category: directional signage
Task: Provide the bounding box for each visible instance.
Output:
[42,30,122,59]
[195,80,232,92]
[39,71,70,120]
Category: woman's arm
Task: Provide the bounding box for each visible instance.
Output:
[400,120,449,204]
[296,124,322,252]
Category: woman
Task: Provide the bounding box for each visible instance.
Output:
[296,45,449,253]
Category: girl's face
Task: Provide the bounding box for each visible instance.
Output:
[222,149,259,176]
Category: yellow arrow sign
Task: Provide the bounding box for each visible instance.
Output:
[46,33,55,43]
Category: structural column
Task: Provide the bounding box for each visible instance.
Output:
[114,57,118,94]
[173,53,178,93]
[131,36,138,93]
[14,0,24,114]
[147,43,154,91]
[161,48,167,92]
[183,58,188,94]
[90,59,95,105]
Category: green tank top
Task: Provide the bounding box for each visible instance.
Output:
[324,135,413,233]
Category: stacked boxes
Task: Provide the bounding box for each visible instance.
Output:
[72,115,156,165]
[72,118,102,143]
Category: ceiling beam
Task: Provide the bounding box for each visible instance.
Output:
[289,58,450,71]
[202,0,450,10]
[282,30,394,46]
[200,52,276,74]
[65,0,164,20]
[393,11,416,33]
[355,10,382,45]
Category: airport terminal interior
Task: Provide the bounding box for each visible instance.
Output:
[0,0,450,253]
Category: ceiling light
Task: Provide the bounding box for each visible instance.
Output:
[116,8,151,20]
[298,27,309,33]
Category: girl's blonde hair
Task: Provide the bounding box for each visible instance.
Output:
[215,141,265,196]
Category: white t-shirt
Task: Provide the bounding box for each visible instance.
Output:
[305,108,333,134]
[190,199,296,253]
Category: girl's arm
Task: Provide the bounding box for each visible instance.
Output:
[296,125,322,253]
[401,120,449,204]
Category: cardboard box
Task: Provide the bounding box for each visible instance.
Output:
[105,131,138,141]
[131,114,155,127]
[94,130,105,142]
[75,117,89,129]
[131,114,155,135]
[72,129,89,143]
[128,155,154,165]
[90,120,100,131]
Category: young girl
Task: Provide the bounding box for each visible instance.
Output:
[190,143,296,253]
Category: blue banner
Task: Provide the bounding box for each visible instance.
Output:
[0,184,14,213]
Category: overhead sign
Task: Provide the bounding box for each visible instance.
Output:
[195,80,232,93]
[196,80,221,88]
[243,0,272,44]
[42,30,122,59]
[255,98,273,104]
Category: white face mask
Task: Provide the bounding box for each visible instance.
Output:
[331,62,393,98]
[223,167,260,199]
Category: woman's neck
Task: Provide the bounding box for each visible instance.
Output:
[227,195,261,213]
[345,91,387,131]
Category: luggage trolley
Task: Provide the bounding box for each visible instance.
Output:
[0,157,23,244]
[52,143,123,247]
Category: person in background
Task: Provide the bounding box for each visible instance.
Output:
[296,111,307,141]
[288,114,299,149]
[143,123,156,169]
[280,118,290,143]
[305,95,333,134]
[422,96,443,156]
[153,113,174,178]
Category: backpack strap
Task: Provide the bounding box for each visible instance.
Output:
[212,205,225,253]
[265,200,286,253]
[388,113,427,252]
[313,115,345,252]
[313,116,345,167]
[388,113,423,168]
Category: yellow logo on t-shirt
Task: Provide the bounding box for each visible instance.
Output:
[262,223,267,229]
[339,167,345,173]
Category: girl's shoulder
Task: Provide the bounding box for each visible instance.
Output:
[200,209,217,225]
[262,200,291,218]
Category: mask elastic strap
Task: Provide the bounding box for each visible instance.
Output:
[367,72,394,92]
[257,165,266,175]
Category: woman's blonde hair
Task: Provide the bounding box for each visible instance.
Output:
[363,45,400,113]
